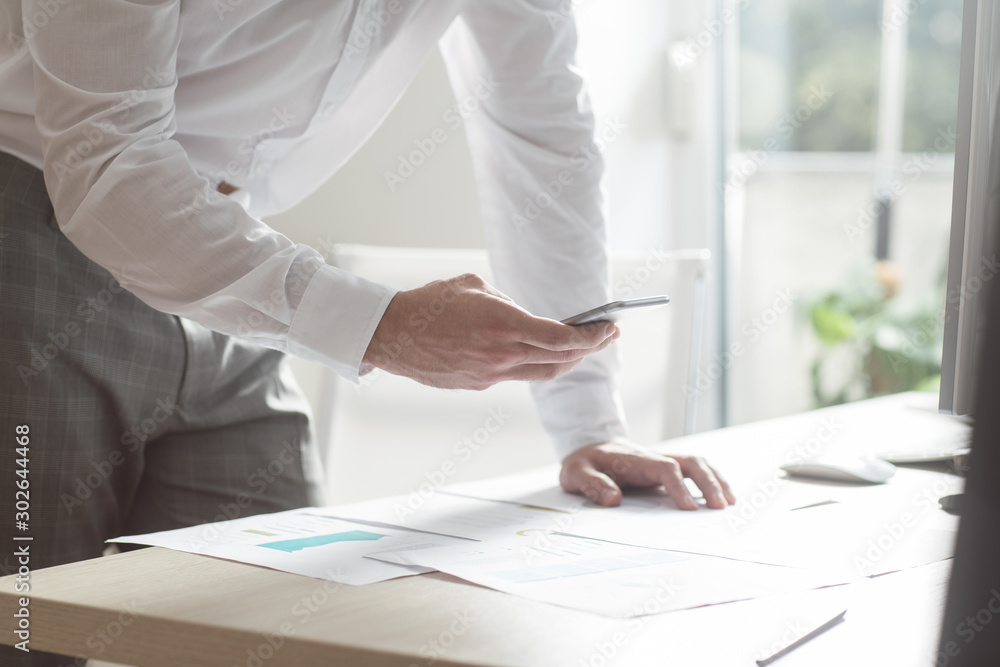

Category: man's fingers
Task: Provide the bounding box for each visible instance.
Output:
[648,459,699,511]
[517,315,617,352]
[513,327,620,366]
[711,465,737,504]
[679,457,728,509]
[587,446,731,510]
[494,330,619,384]
[560,444,736,511]
[495,358,586,384]
[560,462,623,507]
[579,447,698,511]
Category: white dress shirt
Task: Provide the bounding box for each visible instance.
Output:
[0,0,627,458]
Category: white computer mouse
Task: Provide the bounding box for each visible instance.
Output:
[781,456,897,484]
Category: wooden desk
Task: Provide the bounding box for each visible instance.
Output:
[0,393,966,666]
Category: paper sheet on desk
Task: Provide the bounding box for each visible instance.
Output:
[310,491,570,541]
[563,467,962,577]
[309,487,825,559]
[607,559,954,666]
[750,560,953,666]
[109,509,432,585]
[439,466,961,577]
[365,531,848,617]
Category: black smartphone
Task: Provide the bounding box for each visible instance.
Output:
[561,295,670,325]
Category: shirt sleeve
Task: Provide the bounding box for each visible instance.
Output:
[23,0,396,382]
[439,0,629,459]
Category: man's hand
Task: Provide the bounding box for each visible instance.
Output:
[560,442,737,510]
[362,273,619,390]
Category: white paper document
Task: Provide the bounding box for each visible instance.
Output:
[109,509,431,585]
[562,468,962,577]
[365,530,847,617]
[310,490,573,541]
[440,465,960,578]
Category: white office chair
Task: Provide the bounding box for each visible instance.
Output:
[314,245,709,504]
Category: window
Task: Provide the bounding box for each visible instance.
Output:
[726,0,963,422]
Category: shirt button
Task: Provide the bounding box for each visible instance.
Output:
[323,103,336,117]
[361,0,375,14]
[254,163,266,177]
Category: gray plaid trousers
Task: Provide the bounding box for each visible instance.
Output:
[0,151,326,667]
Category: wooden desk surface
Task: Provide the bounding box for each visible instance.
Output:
[0,394,963,666]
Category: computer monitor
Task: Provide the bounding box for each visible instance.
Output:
[936,0,1000,663]
[938,0,1000,417]
[936,216,1000,662]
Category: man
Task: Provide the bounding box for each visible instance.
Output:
[0,2,734,664]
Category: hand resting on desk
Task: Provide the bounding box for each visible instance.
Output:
[560,441,737,510]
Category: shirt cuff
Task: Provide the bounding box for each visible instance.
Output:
[287,263,398,382]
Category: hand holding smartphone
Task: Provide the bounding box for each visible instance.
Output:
[561,295,670,326]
